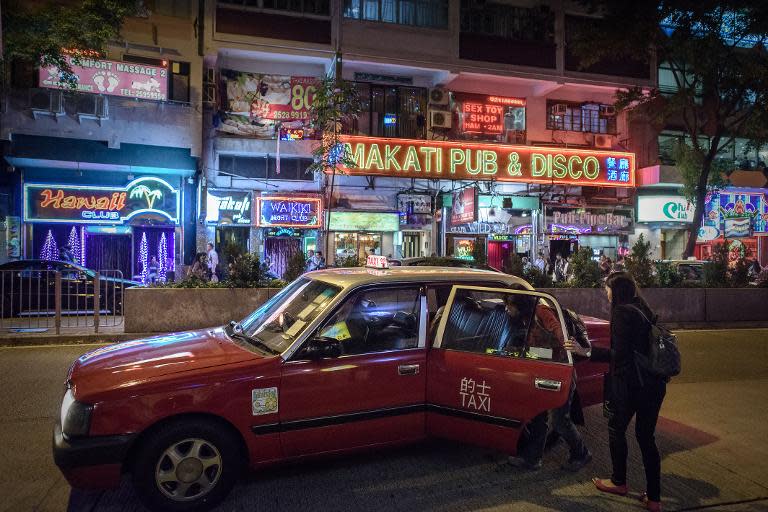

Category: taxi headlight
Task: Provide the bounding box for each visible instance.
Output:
[60,388,93,439]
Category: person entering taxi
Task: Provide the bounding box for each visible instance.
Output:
[505,289,592,472]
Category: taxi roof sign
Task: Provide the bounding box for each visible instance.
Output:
[366,254,389,269]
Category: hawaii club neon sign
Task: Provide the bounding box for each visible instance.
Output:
[257,196,322,228]
[335,136,636,187]
[24,177,180,224]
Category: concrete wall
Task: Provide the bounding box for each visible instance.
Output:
[125,287,280,333]
[541,288,768,324]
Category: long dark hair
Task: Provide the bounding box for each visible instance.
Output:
[605,271,646,309]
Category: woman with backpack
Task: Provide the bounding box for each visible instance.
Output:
[591,272,668,512]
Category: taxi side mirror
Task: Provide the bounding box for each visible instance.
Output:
[303,336,342,360]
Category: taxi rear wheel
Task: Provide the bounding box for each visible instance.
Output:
[131,419,243,512]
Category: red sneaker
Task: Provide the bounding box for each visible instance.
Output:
[592,477,628,496]
[639,492,662,512]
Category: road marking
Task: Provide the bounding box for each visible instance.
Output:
[0,342,111,350]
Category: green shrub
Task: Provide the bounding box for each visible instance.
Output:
[284,251,307,283]
[523,266,553,288]
[335,255,362,268]
[625,234,657,287]
[472,241,487,267]
[504,253,525,277]
[703,242,729,288]
[569,247,602,288]
[756,269,768,288]
[729,253,751,288]
[225,253,267,288]
[655,261,684,288]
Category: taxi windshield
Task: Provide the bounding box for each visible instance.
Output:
[239,278,342,354]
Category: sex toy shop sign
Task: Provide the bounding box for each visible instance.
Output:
[24,177,180,225]
[336,136,636,187]
[257,197,322,228]
[39,56,168,101]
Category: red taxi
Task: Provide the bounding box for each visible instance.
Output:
[54,263,609,511]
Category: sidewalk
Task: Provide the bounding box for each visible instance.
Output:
[0,319,151,346]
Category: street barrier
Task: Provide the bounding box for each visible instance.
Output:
[0,269,126,334]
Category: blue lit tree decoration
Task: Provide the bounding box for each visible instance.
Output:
[138,232,148,284]
[40,230,58,261]
[67,227,81,264]
[158,232,168,282]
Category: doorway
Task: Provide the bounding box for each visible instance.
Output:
[264,237,301,279]
[402,232,421,259]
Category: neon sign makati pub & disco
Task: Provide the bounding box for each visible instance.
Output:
[336,136,636,187]
[24,177,180,224]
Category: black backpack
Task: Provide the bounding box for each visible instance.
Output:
[628,305,682,379]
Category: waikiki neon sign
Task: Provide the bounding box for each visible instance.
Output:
[24,177,180,224]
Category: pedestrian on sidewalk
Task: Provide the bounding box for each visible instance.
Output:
[591,272,667,512]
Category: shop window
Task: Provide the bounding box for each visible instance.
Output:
[219,155,315,181]
[315,286,421,355]
[334,233,382,263]
[344,0,448,28]
[546,101,616,134]
[11,59,37,89]
[342,82,427,139]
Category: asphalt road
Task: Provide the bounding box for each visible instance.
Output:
[2,329,768,512]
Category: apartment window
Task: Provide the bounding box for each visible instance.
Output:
[344,0,448,28]
[546,101,616,134]
[219,156,316,181]
[343,82,427,139]
[221,0,329,15]
[151,0,192,17]
[460,1,554,42]
[658,61,702,100]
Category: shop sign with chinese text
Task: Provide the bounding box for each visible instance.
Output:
[39,56,168,101]
[637,195,695,223]
[219,70,317,139]
[24,177,180,224]
[207,190,252,225]
[337,136,636,187]
[257,197,322,228]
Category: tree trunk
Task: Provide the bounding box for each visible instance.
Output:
[683,158,714,259]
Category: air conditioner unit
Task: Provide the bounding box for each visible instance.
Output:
[599,105,617,117]
[552,103,568,116]
[429,88,449,106]
[594,134,613,148]
[75,94,108,121]
[429,110,452,129]
[30,89,64,117]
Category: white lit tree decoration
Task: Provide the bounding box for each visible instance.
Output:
[158,232,168,282]
[67,227,81,264]
[139,232,148,284]
[40,230,58,261]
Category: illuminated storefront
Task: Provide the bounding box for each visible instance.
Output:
[256,195,321,277]
[206,189,253,257]
[328,211,400,262]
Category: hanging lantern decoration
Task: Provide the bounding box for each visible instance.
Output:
[158,232,168,282]
[139,232,149,284]
[40,230,58,261]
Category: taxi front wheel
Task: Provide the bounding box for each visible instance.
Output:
[131,419,244,512]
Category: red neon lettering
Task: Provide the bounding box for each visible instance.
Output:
[38,189,126,211]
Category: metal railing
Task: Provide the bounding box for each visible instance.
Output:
[0,269,126,334]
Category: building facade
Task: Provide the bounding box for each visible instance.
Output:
[1,4,204,281]
[202,0,654,277]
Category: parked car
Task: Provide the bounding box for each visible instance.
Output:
[0,259,140,318]
[54,265,609,511]
[662,259,706,285]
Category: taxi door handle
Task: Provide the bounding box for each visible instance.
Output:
[398,364,420,376]
[534,378,562,392]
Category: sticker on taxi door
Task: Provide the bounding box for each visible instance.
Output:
[460,377,491,412]
[252,387,279,415]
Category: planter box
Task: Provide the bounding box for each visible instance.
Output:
[125,287,280,333]
[540,287,767,324]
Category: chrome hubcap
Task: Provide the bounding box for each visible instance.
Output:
[155,438,222,502]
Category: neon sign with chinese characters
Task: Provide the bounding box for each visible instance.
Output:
[336,136,636,187]
[257,197,322,228]
[24,177,180,225]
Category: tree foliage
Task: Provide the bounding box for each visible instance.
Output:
[308,75,362,175]
[572,1,768,257]
[569,247,602,288]
[2,0,139,86]
[625,234,658,287]
[284,251,307,283]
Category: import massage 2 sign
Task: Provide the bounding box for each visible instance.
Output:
[39,56,168,101]
[336,136,636,187]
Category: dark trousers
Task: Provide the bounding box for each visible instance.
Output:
[609,379,666,501]
[523,378,587,462]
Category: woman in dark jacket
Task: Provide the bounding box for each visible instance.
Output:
[590,272,666,512]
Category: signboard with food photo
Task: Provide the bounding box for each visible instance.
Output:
[218,70,317,139]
